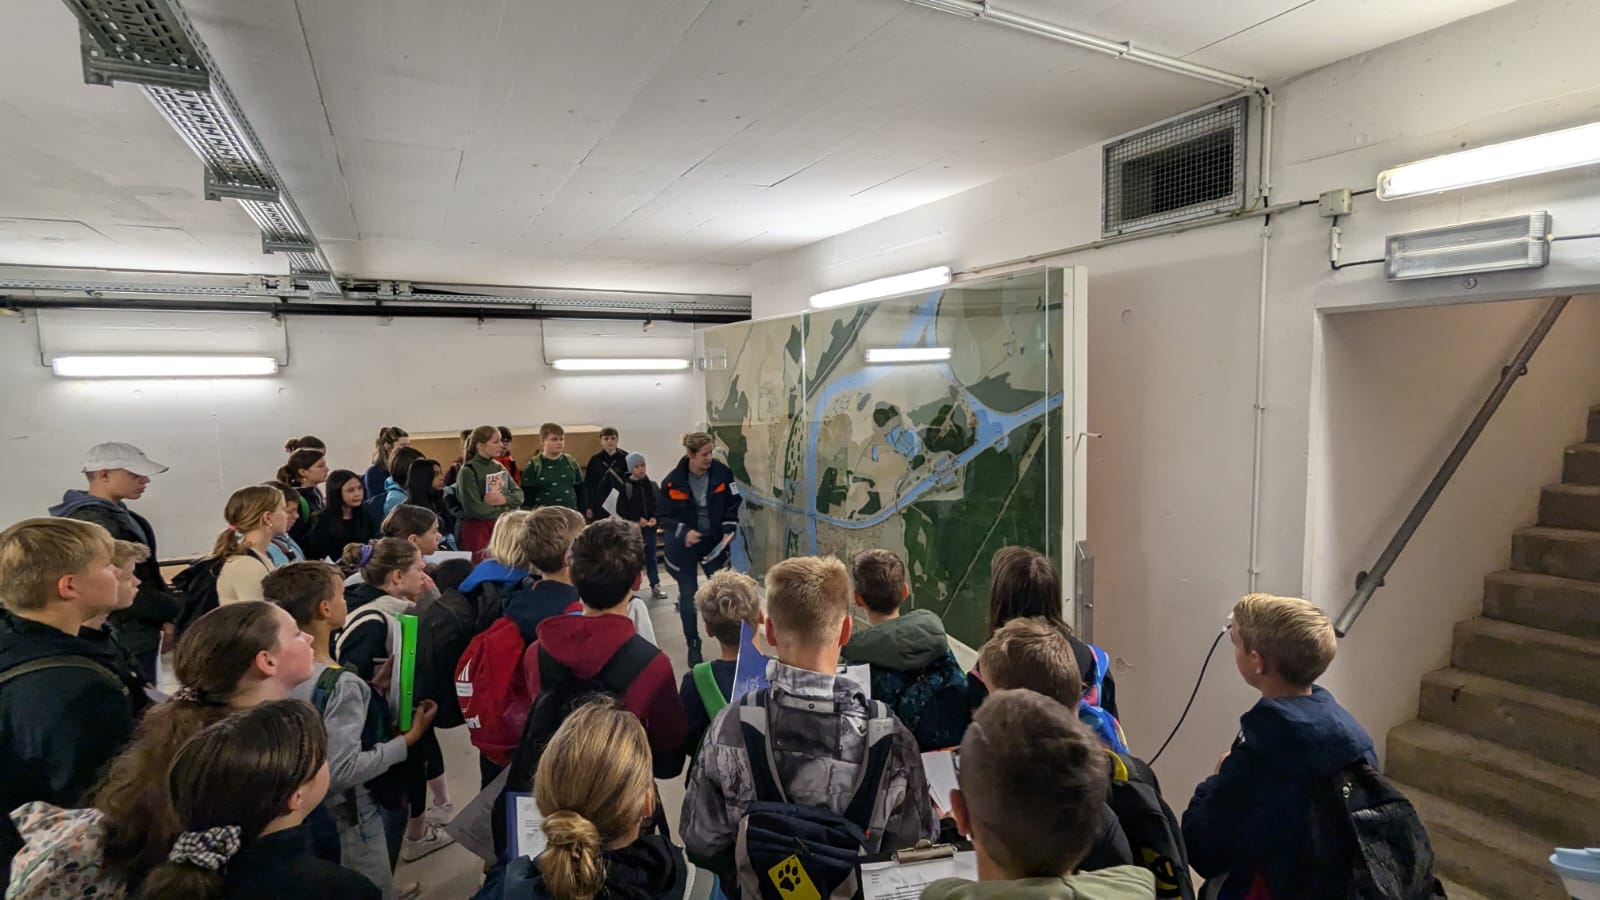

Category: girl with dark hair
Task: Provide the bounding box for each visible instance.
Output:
[302,470,376,563]
[284,435,326,454]
[135,700,379,900]
[363,426,410,500]
[402,458,456,547]
[278,448,331,542]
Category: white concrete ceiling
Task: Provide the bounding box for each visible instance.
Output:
[0,0,1513,294]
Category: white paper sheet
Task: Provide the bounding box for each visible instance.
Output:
[510,793,548,860]
[860,851,978,900]
[424,550,474,565]
[921,750,959,811]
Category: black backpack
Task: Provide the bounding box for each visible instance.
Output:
[414,581,508,730]
[735,692,896,900]
[490,635,659,857]
[171,557,226,635]
[309,666,413,810]
[870,650,970,752]
[1288,761,1444,900]
[1105,750,1194,900]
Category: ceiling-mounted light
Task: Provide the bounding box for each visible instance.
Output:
[809,266,952,308]
[865,347,954,363]
[550,358,691,372]
[51,355,280,378]
[1377,121,1600,200]
[1384,213,1551,281]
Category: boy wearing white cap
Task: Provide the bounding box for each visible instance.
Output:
[48,442,180,681]
[614,451,667,600]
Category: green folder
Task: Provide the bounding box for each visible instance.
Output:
[397,613,418,732]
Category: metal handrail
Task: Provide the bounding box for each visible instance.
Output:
[1333,295,1572,635]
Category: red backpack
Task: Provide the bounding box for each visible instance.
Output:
[454,616,532,766]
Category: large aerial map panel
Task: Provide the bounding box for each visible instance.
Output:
[704,268,1064,648]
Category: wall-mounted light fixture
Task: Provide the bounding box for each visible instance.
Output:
[51,354,280,378]
[1377,122,1600,200]
[550,358,692,372]
[1384,213,1551,281]
[809,266,952,308]
[864,347,953,363]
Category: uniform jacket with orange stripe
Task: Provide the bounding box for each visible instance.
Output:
[656,456,741,562]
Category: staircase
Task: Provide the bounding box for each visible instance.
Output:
[1386,405,1600,900]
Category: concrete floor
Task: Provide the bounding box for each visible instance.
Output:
[400,586,711,900]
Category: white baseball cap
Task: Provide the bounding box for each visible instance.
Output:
[81,442,169,477]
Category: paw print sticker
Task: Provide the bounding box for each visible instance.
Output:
[767,853,821,900]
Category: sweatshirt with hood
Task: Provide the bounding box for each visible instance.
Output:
[48,491,180,658]
[841,608,949,671]
[521,613,686,779]
[0,608,137,881]
[503,831,687,900]
[1181,685,1376,899]
[923,866,1155,900]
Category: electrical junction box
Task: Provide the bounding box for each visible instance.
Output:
[1319,188,1354,218]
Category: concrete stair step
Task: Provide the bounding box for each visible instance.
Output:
[1565,443,1600,486]
[1387,720,1600,846]
[1589,404,1600,443]
[1512,526,1600,583]
[1399,780,1565,900]
[1539,483,1600,531]
[1451,616,1600,705]
[1417,668,1600,779]
[1483,570,1600,640]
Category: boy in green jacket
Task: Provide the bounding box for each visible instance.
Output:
[520,422,588,513]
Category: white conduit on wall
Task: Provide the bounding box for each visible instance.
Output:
[907,0,1277,594]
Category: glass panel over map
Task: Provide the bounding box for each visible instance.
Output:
[704,267,1063,648]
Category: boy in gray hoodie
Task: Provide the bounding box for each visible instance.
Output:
[924,689,1155,900]
[267,562,437,900]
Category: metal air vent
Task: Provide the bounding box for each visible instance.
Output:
[1103,97,1249,236]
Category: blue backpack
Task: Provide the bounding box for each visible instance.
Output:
[870,650,970,752]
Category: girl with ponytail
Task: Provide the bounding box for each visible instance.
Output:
[456,424,524,557]
[135,700,379,900]
[363,426,410,500]
[503,698,687,900]
[278,446,331,540]
[214,485,286,604]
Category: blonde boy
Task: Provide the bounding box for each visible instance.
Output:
[1182,594,1375,899]
[0,518,136,881]
[678,570,763,753]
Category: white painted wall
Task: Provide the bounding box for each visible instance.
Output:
[749,0,1600,807]
[1309,295,1600,758]
[0,312,705,557]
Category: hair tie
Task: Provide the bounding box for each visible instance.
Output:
[226,524,238,533]
[172,685,206,704]
[357,544,374,567]
[168,825,241,870]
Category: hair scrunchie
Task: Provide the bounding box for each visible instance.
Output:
[171,685,205,704]
[168,825,241,870]
[357,543,374,567]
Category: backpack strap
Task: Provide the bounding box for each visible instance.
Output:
[693,661,728,718]
[737,691,788,805]
[841,700,896,846]
[594,635,658,695]
[308,666,344,716]
[0,655,126,697]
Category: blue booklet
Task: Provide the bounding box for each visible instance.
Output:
[731,620,770,701]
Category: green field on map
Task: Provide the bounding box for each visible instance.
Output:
[703,270,1064,647]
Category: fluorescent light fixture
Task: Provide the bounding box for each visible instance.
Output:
[549,358,692,372]
[809,266,952,308]
[1384,213,1551,281]
[51,355,279,378]
[1377,121,1600,200]
[864,347,953,363]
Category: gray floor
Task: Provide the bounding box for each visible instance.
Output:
[402,586,708,900]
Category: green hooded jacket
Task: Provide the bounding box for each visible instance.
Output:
[841,608,950,671]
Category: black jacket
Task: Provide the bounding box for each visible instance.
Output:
[223,824,380,900]
[657,459,741,565]
[47,491,179,657]
[0,609,137,882]
[615,475,659,523]
[586,449,632,518]
[504,831,687,900]
[303,509,377,563]
[1182,686,1377,899]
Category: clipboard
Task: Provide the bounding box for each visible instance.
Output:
[859,842,976,899]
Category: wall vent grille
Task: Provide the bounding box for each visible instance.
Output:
[1103,97,1249,236]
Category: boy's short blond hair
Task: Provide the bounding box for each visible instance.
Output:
[0,518,115,612]
[524,506,585,573]
[1232,593,1337,687]
[960,689,1107,876]
[696,570,763,647]
[977,617,1083,706]
[851,549,907,615]
[764,556,850,646]
[110,540,150,568]
[486,510,535,568]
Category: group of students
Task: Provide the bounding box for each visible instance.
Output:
[0,435,1442,900]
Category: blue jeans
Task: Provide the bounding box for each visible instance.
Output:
[640,523,661,587]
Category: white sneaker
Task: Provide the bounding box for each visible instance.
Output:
[425,801,455,828]
[400,823,455,863]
